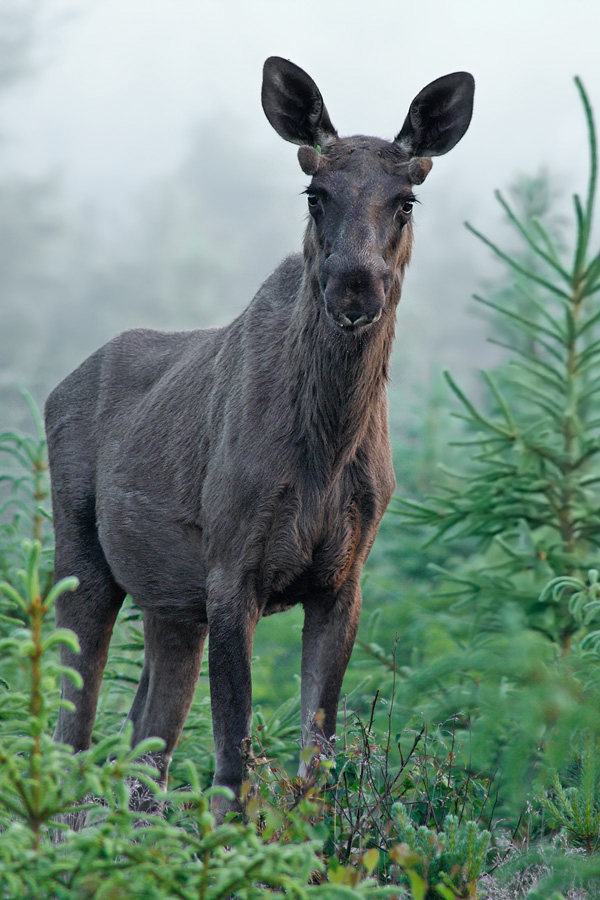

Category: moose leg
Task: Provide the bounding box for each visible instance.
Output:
[53,535,126,752]
[127,612,208,790]
[207,586,258,820]
[299,583,362,775]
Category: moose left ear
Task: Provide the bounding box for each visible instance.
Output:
[395,72,474,158]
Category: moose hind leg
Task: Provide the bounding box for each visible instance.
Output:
[53,529,126,752]
[126,612,208,790]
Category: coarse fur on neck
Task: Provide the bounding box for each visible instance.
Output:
[282,216,412,481]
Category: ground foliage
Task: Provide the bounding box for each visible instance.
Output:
[2,79,600,899]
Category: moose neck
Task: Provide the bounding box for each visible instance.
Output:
[284,242,404,477]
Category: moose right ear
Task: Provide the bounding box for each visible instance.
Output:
[262,57,338,148]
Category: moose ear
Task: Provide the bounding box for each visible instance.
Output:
[394,72,474,158]
[261,56,338,147]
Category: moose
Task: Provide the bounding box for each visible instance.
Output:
[45,57,474,819]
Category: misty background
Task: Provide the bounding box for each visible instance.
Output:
[1,0,599,442]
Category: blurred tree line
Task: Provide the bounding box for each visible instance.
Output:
[0,3,303,430]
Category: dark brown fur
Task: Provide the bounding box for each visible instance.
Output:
[45,58,474,820]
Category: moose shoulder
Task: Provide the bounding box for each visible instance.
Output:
[45,57,474,820]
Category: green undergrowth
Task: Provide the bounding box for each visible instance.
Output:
[0,540,494,900]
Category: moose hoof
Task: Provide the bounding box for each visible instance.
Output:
[298,737,336,780]
[210,786,242,825]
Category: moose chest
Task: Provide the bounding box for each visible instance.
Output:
[202,444,394,614]
[261,482,365,599]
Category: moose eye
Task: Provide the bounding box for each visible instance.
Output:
[392,194,417,223]
[307,192,320,210]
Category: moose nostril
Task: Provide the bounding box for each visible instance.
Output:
[345,309,367,325]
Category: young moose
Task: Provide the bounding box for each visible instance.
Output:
[46,58,474,817]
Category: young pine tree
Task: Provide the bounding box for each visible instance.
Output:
[401,78,600,653]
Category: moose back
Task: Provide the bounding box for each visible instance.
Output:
[45,57,474,818]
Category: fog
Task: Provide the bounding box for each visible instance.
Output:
[8,0,599,202]
[1,0,600,432]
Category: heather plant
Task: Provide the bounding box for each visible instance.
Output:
[390,803,490,900]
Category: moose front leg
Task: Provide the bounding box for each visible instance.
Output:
[207,575,259,821]
[299,582,362,776]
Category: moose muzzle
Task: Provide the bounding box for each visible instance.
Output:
[321,252,391,331]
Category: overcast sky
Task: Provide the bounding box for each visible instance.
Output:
[5,0,600,211]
